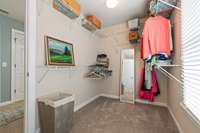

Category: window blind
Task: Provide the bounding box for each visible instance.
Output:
[182,0,200,123]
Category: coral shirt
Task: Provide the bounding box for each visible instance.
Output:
[142,16,171,59]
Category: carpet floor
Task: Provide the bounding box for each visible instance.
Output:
[69,97,179,133]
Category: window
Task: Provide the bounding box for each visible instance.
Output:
[182,0,200,123]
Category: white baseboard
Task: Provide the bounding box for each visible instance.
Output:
[74,93,120,112]
[135,99,168,107]
[168,107,184,133]
[36,128,40,133]
[74,94,120,112]
[99,94,120,99]
[74,95,100,112]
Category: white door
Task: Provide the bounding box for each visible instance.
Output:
[120,49,135,104]
[12,30,25,101]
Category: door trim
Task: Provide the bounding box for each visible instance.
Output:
[25,0,37,132]
[11,29,25,101]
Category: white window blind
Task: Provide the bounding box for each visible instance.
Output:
[182,0,200,123]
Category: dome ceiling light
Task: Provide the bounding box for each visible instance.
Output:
[106,0,119,9]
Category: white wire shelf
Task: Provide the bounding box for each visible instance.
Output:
[158,0,181,11]
[36,65,88,84]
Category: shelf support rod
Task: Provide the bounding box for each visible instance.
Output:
[158,66,183,85]
[37,69,49,84]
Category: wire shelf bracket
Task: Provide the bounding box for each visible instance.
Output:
[158,0,182,11]
[157,65,183,85]
[37,66,76,84]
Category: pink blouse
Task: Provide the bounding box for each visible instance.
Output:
[142,16,171,59]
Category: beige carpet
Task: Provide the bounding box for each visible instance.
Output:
[69,97,179,133]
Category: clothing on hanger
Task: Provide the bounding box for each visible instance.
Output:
[138,67,160,102]
[145,61,152,90]
[144,53,170,89]
[139,2,175,102]
[142,16,172,59]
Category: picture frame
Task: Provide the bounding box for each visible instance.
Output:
[45,36,75,66]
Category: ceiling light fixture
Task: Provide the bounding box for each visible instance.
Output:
[106,0,119,9]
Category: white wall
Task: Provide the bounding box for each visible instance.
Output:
[167,4,200,133]
[36,0,103,127]
[0,15,24,102]
[98,23,168,105]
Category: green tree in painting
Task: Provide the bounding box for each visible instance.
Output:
[64,47,71,56]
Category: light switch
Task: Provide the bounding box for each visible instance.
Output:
[2,62,7,67]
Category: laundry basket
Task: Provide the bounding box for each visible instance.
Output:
[38,92,74,133]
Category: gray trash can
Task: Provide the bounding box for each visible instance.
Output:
[38,92,74,133]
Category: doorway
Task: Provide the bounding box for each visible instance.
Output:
[120,49,135,104]
[11,29,25,101]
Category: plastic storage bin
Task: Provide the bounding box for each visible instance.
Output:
[86,16,102,29]
[38,92,74,133]
[53,0,80,19]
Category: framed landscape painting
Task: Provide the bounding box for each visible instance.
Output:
[45,36,75,66]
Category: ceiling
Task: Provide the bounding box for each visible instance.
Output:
[77,0,148,27]
[0,0,148,27]
[0,0,25,23]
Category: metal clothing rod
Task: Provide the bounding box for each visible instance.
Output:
[158,0,181,11]
[158,66,200,90]
[157,64,182,67]
[158,66,183,85]
[157,64,200,67]
[158,67,176,80]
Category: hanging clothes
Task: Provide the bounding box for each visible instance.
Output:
[138,67,160,102]
[142,16,172,59]
[139,15,173,102]
[151,68,160,97]
[169,21,173,51]
[140,36,144,59]
[145,61,152,90]
[143,54,169,90]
